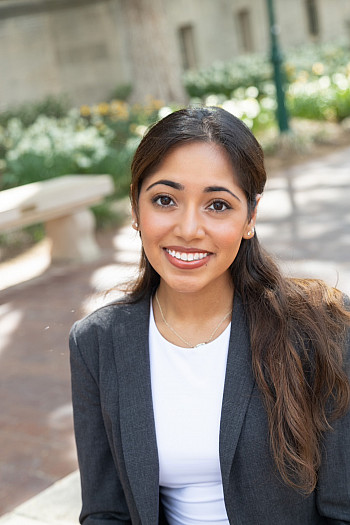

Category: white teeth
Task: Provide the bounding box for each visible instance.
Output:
[166,249,209,261]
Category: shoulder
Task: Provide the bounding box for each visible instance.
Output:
[69,296,151,351]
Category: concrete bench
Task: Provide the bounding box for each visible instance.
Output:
[0,174,114,263]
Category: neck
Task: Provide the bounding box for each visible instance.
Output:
[153,279,234,348]
[155,277,234,324]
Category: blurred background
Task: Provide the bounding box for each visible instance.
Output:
[1,0,350,242]
[0,0,350,520]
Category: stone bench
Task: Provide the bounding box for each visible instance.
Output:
[0,174,114,263]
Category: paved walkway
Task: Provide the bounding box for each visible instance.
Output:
[0,146,349,524]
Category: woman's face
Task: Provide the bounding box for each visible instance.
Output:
[135,141,259,296]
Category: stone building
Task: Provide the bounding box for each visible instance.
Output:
[1,0,350,109]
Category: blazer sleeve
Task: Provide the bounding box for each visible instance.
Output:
[316,318,350,524]
[69,321,132,525]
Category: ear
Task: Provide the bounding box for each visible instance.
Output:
[243,194,262,239]
[131,207,139,231]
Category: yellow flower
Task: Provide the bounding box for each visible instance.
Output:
[297,71,309,83]
[80,105,91,117]
[97,102,110,116]
[110,100,129,120]
[150,98,164,110]
[312,62,324,75]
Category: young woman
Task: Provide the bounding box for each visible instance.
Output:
[70,107,350,524]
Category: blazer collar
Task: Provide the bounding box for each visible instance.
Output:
[219,293,255,491]
[112,296,159,525]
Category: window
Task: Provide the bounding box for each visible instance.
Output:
[236,8,254,53]
[305,0,320,37]
[178,25,197,70]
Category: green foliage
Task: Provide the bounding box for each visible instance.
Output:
[184,54,272,98]
[287,75,350,122]
[0,94,70,128]
[284,40,350,83]
[109,84,133,101]
[183,40,350,127]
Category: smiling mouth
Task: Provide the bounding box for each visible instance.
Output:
[165,248,210,262]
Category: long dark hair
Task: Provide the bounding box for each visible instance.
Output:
[126,106,350,493]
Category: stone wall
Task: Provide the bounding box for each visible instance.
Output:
[1,0,350,110]
[0,0,128,109]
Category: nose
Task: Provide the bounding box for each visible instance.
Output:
[173,205,205,241]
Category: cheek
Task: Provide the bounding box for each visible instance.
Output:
[215,223,246,250]
[139,208,168,242]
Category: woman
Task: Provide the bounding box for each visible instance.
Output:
[70,107,350,524]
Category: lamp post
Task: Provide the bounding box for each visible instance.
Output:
[266,0,290,133]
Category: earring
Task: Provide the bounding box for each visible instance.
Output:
[132,220,139,230]
[247,228,255,237]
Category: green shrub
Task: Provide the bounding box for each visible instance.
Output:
[183,40,350,101]
[109,84,133,101]
[183,54,272,98]
[287,74,350,121]
[285,40,350,83]
[0,94,70,128]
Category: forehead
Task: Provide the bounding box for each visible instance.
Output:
[142,141,239,189]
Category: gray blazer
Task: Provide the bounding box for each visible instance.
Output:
[69,294,350,525]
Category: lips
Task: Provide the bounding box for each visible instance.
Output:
[163,247,212,269]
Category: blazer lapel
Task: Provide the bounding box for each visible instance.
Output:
[219,294,255,491]
[113,297,159,525]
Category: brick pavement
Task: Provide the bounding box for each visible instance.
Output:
[0,226,141,515]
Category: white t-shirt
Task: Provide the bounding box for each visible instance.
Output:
[149,302,230,525]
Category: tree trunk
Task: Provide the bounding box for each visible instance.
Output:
[122,0,187,104]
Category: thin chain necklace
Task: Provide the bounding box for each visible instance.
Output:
[155,291,232,348]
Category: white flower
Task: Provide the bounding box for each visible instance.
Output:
[5,114,112,166]
[205,94,220,106]
[241,98,260,119]
[222,100,243,118]
[158,106,172,119]
[260,97,277,110]
[332,73,349,90]
[318,76,331,89]
[135,125,148,137]
[245,86,259,99]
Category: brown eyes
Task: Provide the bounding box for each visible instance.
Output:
[152,195,174,207]
[208,200,230,212]
[152,194,231,213]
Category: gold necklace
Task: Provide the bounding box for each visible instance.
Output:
[155,291,232,348]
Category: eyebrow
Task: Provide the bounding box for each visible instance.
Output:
[204,186,241,202]
[145,179,241,202]
[146,179,184,192]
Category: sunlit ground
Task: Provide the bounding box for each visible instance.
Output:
[0,239,51,291]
